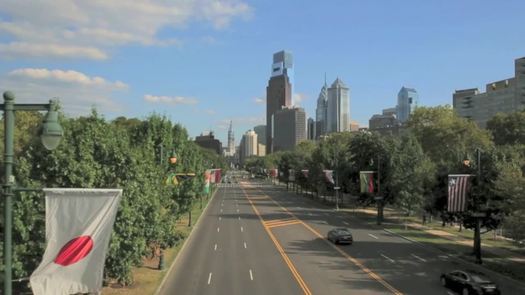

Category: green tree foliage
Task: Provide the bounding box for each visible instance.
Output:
[407,106,493,166]
[486,111,525,145]
[2,111,219,287]
[389,135,436,216]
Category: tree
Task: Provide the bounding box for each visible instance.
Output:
[389,135,436,216]
[486,111,525,145]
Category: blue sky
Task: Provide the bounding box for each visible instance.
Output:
[0,0,524,145]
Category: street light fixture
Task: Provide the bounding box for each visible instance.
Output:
[2,91,64,295]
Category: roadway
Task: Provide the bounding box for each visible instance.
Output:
[158,178,521,295]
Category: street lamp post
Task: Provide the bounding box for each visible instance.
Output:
[473,148,483,264]
[1,91,63,295]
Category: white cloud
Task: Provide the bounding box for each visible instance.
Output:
[9,68,127,89]
[0,0,252,60]
[1,67,128,115]
[254,97,265,104]
[205,109,217,115]
[0,42,108,60]
[144,94,198,106]
[293,93,307,105]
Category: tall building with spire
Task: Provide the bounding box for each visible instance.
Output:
[225,121,235,156]
[266,50,293,154]
[327,77,350,133]
[315,78,328,139]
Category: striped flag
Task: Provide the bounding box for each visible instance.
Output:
[447,174,472,212]
[360,171,375,193]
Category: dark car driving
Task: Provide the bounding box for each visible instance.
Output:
[440,270,500,295]
[327,228,353,245]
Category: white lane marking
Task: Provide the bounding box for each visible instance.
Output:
[438,255,450,260]
[217,227,220,233]
[219,217,221,221]
[249,269,253,281]
[207,272,212,285]
[237,209,239,213]
[411,254,427,262]
[380,253,395,263]
[368,233,379,239]
[343,221,349,225]
[238,216,241,220]
[221,203,223,206]
[220,209,223,213]
[447,291,455,295]
[244,242,247,249]
[240,226,244,232]
[214,244,217,251]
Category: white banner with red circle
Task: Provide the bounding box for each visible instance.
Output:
[30,188,122,295]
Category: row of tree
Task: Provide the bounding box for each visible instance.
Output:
[245,107,525,241]
[0,111,227,288]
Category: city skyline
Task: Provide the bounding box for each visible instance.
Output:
[1,1,525,145]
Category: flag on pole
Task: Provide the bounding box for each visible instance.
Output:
[323,170,334,184]
[288,169,295,182]
[210,169,216,184]
[360,171,375,193]
[204,170,211,194]
[301,169,309,178]
[447,174,472,212]
[214,169,222,184]
[30,189,122,295]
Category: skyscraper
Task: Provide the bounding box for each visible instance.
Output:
[327,78,350,133]
[397,87,418,123]
[253,125,266,145]
[307,117,315,140]
[225,121,235,156]
[266,50,293,153]
[273,107,306,152]
[315,80,328,139]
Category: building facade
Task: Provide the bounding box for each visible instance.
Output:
[453,57,525,128]
[315,82,328,138]
[243,130,258,157]
[266,50,293,154]
[307,117,315,140]
[195,131,222,155]
[397,87,418,123]
[273,107,306,152]
[327,78,350,133]
[253,125,266,145]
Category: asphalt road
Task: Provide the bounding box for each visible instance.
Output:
[158,179,522,295]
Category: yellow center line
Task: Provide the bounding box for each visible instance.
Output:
[252,185,404,295]
[240,185,312,295]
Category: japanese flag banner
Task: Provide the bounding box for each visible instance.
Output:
[30,189,122,295]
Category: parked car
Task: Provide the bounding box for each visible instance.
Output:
[440,270,500,295]
[327,228,353,245]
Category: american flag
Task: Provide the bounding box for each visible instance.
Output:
[447,174,472,212]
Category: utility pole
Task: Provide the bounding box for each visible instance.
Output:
[473,148,483,264]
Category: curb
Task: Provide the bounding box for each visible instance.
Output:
[383,228,421,245]
[154,187,219,295]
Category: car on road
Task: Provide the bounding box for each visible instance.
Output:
[440,270,500,295]
[327,228,353,245]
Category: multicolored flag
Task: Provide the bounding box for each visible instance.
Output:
[447,174,472,212]
[30,189,122,295]
[323,170,334,184]
[360,171,375,193]
[269,169,278,178]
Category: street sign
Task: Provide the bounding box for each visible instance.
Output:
[374,196,384,201]
[334,187,341,190]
